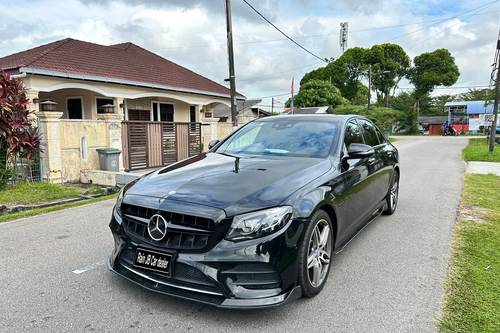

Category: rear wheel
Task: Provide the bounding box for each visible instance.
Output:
[298,210,334,297]
[383,171,399,215]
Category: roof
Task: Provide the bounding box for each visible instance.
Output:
[282,106,331,114]
[0,38,244,99]
[212,99,264,118]
[444,100,493,114]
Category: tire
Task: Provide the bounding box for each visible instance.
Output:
[383,170,399,215]
[298,210,334,297]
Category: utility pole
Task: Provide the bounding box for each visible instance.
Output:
[271,97,274,114]
[367,64,372,112]
[489,31,500,153]
[339,22,348,54]
[225,0,238,129]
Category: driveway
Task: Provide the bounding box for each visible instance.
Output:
[0,136,468,332]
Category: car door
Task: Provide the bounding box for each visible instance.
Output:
[358,119,392,207]
[334,119,377,244]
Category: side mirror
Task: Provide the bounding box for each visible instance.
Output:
[346,143,374,159]
[208,139,220,150]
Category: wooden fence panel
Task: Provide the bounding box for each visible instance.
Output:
[147,123,162,167]
[122,121,202,170]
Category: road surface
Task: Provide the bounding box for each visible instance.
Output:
[0,136,468,332]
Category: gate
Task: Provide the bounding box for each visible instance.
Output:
[122,121,202,171]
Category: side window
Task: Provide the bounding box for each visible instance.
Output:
[344,120,364,147]
[359,119,380,147]
[375,127,387,143]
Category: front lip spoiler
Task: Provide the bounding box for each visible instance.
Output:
[108,257,302,309]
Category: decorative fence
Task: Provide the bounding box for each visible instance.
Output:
[10,152,41,183]
[121,121,202,171]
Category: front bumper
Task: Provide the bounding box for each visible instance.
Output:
[108,213,305,309]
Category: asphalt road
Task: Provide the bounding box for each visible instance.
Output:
[0,136,468,333]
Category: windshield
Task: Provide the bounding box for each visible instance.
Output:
[216,118,338,158]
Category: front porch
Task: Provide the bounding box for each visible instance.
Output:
[26,76,233,183]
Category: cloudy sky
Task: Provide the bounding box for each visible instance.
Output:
[1,0,499,109]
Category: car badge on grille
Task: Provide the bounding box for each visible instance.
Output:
[148,214,168,241]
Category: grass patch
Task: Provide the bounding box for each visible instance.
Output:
[0,182,81,205]
[462,138,500,162]
[440,174,500,332]
[0,193,117,222]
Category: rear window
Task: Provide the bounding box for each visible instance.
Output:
[358,119,380,147]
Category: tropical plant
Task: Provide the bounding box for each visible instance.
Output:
[0,73,41,187]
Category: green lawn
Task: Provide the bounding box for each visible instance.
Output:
[462,138,500,162]
[440,174,500,332]
[0,182,81,205]
[0,193,117,222]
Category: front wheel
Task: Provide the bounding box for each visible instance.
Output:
[383,171,399,215]
[298,210,334,297]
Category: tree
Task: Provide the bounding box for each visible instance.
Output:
[459,88,494,101]
[301,47,369,102]
[288,79,344,108]
[409,48,460,100]
[0,73,41,187]
[367,43,410,106]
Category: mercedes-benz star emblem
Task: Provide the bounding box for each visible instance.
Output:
[148,214,168,241]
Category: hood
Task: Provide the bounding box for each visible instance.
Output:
[126,153,333,216]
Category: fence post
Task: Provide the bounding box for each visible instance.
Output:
[38,111,64,182]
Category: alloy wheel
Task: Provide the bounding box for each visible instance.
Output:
[307,219,332,288]
[390,175,399,211]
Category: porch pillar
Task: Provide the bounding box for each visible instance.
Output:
[38,111,64,182]
[25,89,40,114]
[98,113,124,171]
[201,116,218,152]
[115,97,125,120]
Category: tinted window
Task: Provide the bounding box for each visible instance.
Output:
[375,127,387,143]
[216,119,337,158]
[344,120,364,147]
[359,119,380,147]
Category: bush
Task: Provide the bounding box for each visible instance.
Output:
[331,104,404,133]
[0,73,41,187]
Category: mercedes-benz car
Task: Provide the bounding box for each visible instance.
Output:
[108,115,399,309]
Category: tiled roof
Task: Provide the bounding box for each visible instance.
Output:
[0,38,243,98]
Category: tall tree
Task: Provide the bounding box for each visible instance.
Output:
[409,48,460,100]
[367,43,410,106]
[301,47,369,102]
[408,48,460,122]
[287,79,344,108]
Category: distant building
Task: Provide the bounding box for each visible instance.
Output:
[212,99,271,124]
[418,116,448,135]
[444,100,497,132]
[282,106,332,114]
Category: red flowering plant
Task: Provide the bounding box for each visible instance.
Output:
[0,73,41,186]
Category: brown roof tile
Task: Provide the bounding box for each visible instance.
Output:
[0,38,243,98]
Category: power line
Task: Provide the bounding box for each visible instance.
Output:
[240,0,328,63]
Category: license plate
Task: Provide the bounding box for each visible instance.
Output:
[134,248,174,276]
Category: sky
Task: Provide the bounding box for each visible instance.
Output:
[1,0,499,110]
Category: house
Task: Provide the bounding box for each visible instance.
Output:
[212,99,271,124]
[418,116,447,135]
[0,38,245,183]
[281,106,332,114]
[444,100,498,133]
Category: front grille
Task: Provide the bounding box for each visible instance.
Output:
[121,203,215,250]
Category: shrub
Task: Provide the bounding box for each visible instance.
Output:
[0,73,41,187]
[331,104,405,133]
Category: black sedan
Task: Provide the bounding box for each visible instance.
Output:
[108,115,399,308]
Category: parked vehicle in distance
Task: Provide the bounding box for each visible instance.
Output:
[108,115,400,308]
